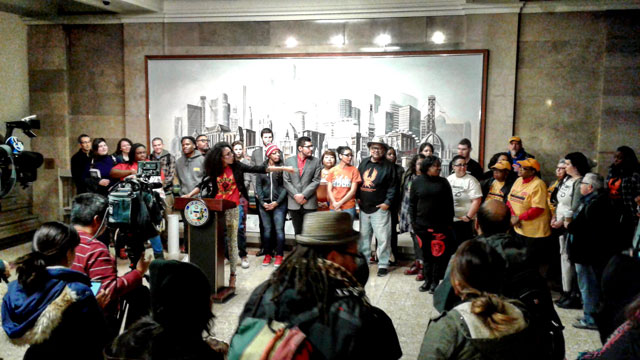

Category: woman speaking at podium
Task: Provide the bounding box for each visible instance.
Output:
[184,142,293,288]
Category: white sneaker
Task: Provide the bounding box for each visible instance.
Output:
[241,257,250,269]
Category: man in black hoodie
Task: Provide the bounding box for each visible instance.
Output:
[357,136,397,277]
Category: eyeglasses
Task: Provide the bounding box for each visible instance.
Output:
[302,145,314,149]
[453,163,467,167]
[197,139,209,143]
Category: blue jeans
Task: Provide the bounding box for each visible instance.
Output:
[330,208,356,225]
[575,263,600,325]
[259,202,287,256]
[149,235,163,253]
[359,208,392,268]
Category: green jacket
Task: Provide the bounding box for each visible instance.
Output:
[433,232,529,312]
[419,301,536,360]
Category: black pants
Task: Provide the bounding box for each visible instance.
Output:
[417,227,454,285]
[289,208,315,235]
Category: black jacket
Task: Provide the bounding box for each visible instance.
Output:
[481,175,516,203]
[567,191,620,265]
[255,171,287,205]
[71,149,91,194]
[198,162,266,200]
[409,174,454,230]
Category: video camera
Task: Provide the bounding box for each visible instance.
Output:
[107,163,164,267]
[0,115,44,198]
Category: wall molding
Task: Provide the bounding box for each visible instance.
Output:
[22,0,640,25]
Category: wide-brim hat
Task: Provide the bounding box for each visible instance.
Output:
[295,211,359,246]
[366,135,389,150]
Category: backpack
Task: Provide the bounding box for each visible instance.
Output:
[503,268,565,360]
[229,289,318,360]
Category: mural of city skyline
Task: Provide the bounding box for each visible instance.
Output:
[148,53,485,166]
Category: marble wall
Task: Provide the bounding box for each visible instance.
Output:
[24,11,640,222]
[516,10,640,179]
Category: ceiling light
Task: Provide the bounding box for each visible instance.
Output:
[374,34,392,47]
[431,31,445,44]
[285,37,298,48]
[330,34,345,46]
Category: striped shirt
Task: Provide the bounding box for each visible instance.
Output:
[71,230,142,304]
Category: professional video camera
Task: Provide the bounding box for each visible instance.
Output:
[107,161,165,267]
[0,115,44,198]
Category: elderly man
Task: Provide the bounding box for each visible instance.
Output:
[357,136,398,277]
[508,136,535,172]
[283,136,322,235]
[230,211,402,359]
[566,173,618,330]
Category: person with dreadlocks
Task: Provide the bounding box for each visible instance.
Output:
[231,211,402,359]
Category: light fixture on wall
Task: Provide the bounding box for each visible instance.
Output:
[330,34,345,46]
[374,33,392,47]
[545,98,553,107]
[431,31,445,44]
[285,37,298,48]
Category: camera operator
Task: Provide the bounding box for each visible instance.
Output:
[70,193,151,340]
[111,143,166,260]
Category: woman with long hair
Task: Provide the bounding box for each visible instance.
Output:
[256,144,289,268]
[86,137,116,196]
[113,138,133,164]
[606,145,640,248]
[419,240,534,359]
[400,154,426,279]
[419,142,434,157]
[553,152,592,309]
[184,142,292,287]
[410,155,455,293]
[1,222,107,360]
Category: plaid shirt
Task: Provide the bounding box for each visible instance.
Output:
[151,150,176,193]
[399,173,417,234]
[606,169,640,220]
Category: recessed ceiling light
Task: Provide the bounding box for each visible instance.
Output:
[431,31,445,44]
[285,37,298,48]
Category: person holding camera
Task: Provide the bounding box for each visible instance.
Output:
[71,193,151,339]
[184,142,293,288]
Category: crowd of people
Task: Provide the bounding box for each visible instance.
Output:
[0,129,638,359]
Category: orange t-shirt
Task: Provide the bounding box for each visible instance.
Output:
[214,166,240,205]
[326,165,362,210]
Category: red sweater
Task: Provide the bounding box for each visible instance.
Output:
[71,230,142,302]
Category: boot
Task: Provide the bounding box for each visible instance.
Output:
[153,251,165,260]
[404,260,420,275]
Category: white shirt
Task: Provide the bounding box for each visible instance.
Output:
[555,177,577,221]
[447,173,482,221]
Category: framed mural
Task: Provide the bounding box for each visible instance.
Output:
[146,51,488,170]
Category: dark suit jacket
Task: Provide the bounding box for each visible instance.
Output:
[283,154,322,210]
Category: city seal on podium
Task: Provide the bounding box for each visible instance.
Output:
[184,199,210,227]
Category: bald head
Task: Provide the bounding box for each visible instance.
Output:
[476,200,511,236]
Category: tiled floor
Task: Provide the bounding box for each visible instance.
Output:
[0,244,602,360]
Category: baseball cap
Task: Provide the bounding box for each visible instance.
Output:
[491,160,512,171]
[509,136,521,143]
[517,158,540,172]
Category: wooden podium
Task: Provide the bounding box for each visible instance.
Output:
[174,197,236,303]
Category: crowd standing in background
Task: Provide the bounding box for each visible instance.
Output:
[1,127,638,359]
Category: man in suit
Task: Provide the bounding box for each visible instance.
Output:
[283,136,322,235]
[250,128,274,255]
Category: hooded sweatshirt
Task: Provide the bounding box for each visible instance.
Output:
[1,267,107,359]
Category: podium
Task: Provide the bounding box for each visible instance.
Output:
[174,197,236,303]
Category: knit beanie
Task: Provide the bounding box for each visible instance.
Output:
[265,143,280,158]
